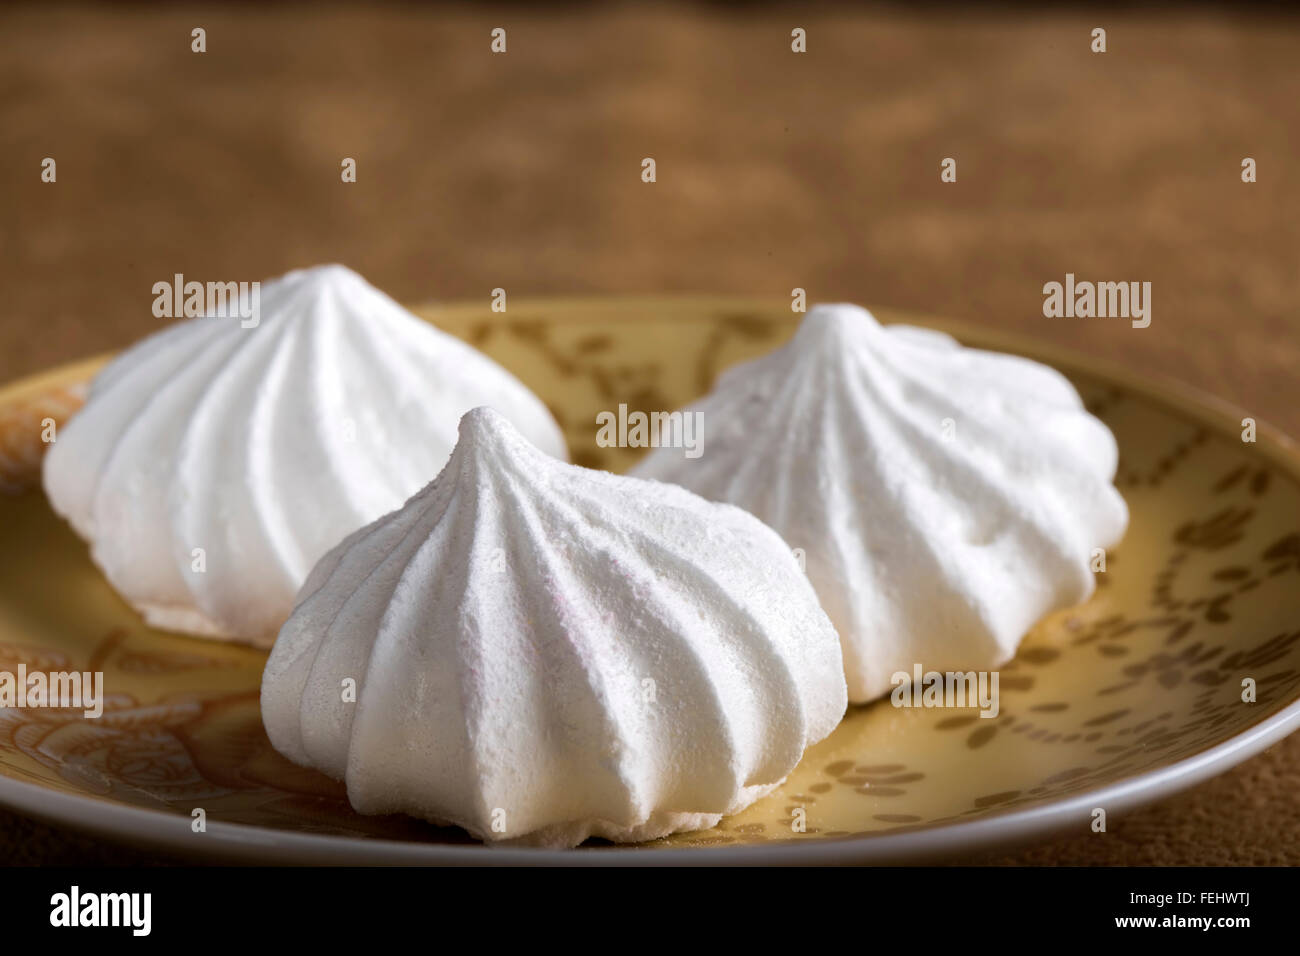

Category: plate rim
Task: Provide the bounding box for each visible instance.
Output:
[1,296,1297,864]
[0,697,1295,865]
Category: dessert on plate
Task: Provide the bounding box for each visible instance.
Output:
[43,265,568,644]
[634,303,1129,703]
[261,407,846,847]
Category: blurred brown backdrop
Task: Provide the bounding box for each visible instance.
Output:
[1,2,1297,864]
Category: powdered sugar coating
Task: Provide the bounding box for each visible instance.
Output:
[634,304,1128,703]
[43,266,567,643]
[261,407,845,847]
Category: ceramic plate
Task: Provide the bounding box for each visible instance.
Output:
[1,297,1297,865]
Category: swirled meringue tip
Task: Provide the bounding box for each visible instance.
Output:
[261,406,847,847]
[633,303,1129,704]
[42,264,568,645]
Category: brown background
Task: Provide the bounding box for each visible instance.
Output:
[1,2,1297,865]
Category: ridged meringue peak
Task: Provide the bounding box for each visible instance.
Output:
[633,303,1129,703]
[43,265,568,644]
[261,406,846,847]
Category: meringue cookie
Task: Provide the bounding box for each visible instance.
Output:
[261,407,846,847]
[43,265,568,644]
[633,304,1128,703]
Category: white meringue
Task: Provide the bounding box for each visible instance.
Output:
[261,407,846,847]
[43,265,568,644]
[633,304,1129,704]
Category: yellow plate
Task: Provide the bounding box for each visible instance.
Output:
[1,297,1298,864]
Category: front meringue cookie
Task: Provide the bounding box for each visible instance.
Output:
[43,265,568,644]
[633,304,1129,704]
[261,407,846,847]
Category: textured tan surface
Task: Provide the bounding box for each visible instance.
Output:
[0,3,1297,864]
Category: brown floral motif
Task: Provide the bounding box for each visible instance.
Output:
[0,693,230,804]
[1130,426,1210,489]
[0,642,72,673]
[1212,465,1272,498]
[695,312,780,392]
[0,658,450,840]
[1174,508,1255,550]
[1150,513,1300,626]
[1262,534,1300,575]
[472,317,683,471]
